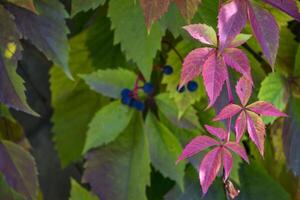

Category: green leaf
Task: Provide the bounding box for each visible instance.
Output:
[7,0,71,77]
[83,101,134,154]
[258,73,288,124]
[238,162,290,200]
[145,113,185,190]
[108,0,165,80]
[7,0,36,13]
[51,32,106,167]
[162,40,205,116]
[0,140,38,200]
[192,0,218,29]
[83,113,150,200]
[71,0,106,17]
[69,178,99,200]
[0,173,26,200]
[294,45,300,76]
[80,68,136,99]
[155,93,200,130]
[0,5,35,115]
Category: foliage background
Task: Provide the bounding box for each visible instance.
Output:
[1,0,300,200]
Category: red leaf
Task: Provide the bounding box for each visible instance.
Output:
[202,51,227,107]
[180,48,212,87]
[263,0,300,21]
[183,24,217,45]
[204,125,227,140]
[177,136,219,163]
[140,0,170,30]
[246,111,266,156]
[218,0,247,51]
[235,111,247,142]
[236,76,252,106]
[247,101,288,117]
[199,147,222,194]
[247,2,279,68]
[213,103,242,121]
[223,48,253,83]
[225,142,249,163]
[174,0,201,20]
[222,147,233,180]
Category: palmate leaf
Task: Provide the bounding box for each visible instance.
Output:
[145,113,185,190]
[83,113,150,200]
[51,31,106,167]
[108,0,165,80]
[0,5,35,115]
[7,0,36,13]
[7,0,71,77]
[0,173,26,200]
[71,0,106,17]
[83,101,134,154]
[69,179,98,200]
[0,140,38,200]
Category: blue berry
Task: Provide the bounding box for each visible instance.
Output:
[177,85,185,93]
[187,81,198,92]
[131,100,145,111]
[121,88,131,97]
[143,82,154,94]
[121,95,132,105]
[163,65,173,75]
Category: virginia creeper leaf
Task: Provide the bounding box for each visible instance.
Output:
[213,104,242,121]
[199,147,222,194]
[235,111,247,142]
[204,125,227,140]
[7,0,71,78]
[236,76,252,106]
[180,47,212,87]
[183,24,217,46]
[7,0,37,13]
[202,51,227,107]
[247,1,279,68]
[140,0,170,30]
[225,142,249,162]
[218,0,247,51]
[83,113,150,200]
[177,136,219,163]
[145,113,185,190]
[0,173,26,200]
[0,5,35,115]
[263,0,300,21]
[0,140,38,200]
[222,148,233,180]
[71,0,106,17]
[108,0,165,80]
[80,68,136,99]
[83,101,134,154]
[69,178,98,200]
[247,101,287,117]
[229,33,252,48]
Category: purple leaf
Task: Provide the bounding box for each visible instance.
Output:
[199,147,222,195]
[202,51,227,107]
[213,104,242,121]
[225,142,249,162]
[247,2,279,68]
[246,111,266,156]
[177,135,219,163]
[7,0,37,13]
[223,48,253,83]
[180,48,212,87]
[222,148,233,180]
[263,0,300,21]
[0,140,38,200]
[204,125,227,140]
[218,0,247,51]
[235,111,247,142]
[183,24,217,46]
[247,101,288,117]
[236,76,252,106]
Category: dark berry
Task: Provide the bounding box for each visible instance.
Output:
[143,82,154,94]
[177,85,185,93]
[121,95,132,105]
[163,65,173,75]
[131,100,145,111]
[187,81,198,92]
[121,88,131,97]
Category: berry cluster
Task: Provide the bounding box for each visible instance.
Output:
[162,65,198,93]
[120,82,154,111]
